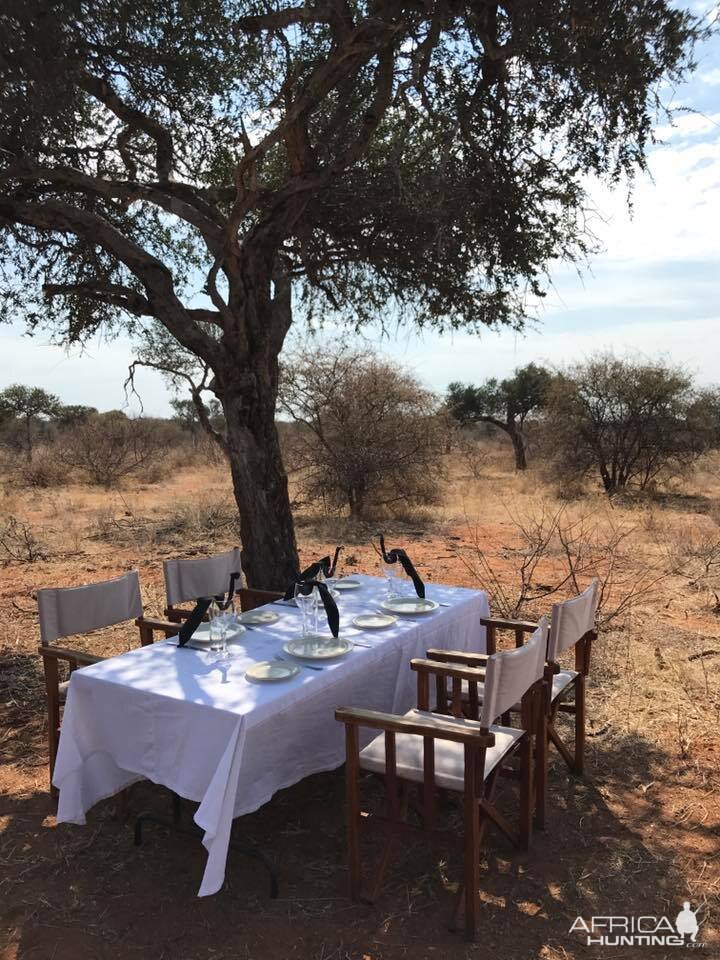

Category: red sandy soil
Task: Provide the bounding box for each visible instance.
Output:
[1,462,719,958]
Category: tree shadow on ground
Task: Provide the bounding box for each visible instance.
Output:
[2,722,717,960]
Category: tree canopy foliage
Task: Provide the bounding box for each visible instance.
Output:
[0,0,702,584]
[446,363,551,468]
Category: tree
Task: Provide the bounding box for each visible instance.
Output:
[446,364,551,469]
[279,347,444,518]
[0,1,700,586]
[544,354,707,494]
[55,404,98,429]
[0,384,61,460]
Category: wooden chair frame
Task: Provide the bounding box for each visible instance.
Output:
[39,615,177,797]
[425,645,549,829]
[165,587,282,622]
[336,658,543,941]
[476,615,596,794]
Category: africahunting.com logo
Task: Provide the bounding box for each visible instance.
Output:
[570,901,706,948]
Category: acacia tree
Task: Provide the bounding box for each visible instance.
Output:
[0,384,61,461]
[446,363,551,469]
[0,0,699,586]
[280,346,444,518]
[545,355,709,493]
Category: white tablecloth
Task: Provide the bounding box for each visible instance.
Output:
[53,575,489,895]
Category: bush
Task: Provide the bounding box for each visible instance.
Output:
[544,354,712,494]
[455,502,669,628]
[0,515,48,562]
[280,346,446,519]
[15,449,67,488]
[59,412,170,487]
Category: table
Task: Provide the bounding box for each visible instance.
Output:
[53,575,489,896]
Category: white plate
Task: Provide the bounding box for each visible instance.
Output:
[283,636,353,659]
[351,613,397,630]
[332,578,362,591]
[380,597,439,616]
[237,609,280,626]
[245,660,300,682]
[187,622,247,647]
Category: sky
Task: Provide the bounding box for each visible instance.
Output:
[1,5,719,416]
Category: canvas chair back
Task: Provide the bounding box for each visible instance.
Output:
[547,579,599,661]
[38,571,143,646]
[481,617,549,726]
[163,547,243,607]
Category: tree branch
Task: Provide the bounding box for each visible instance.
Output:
[0,195,222,364]
[2,160,225,254]
[43,281,152,316]
[125,359,229,455]
[77,70,174,182]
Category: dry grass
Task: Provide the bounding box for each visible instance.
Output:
[1,445,719,958]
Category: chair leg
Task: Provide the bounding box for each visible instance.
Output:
[574,676,585,775]
[519,734,532,851]
[463,754,481,942]
[44,659,60,798]
[535,692,548,829]
[345,726,362,900]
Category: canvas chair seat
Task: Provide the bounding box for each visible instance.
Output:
[360,709,524,791]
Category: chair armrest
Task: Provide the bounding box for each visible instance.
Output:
[425,648,490,667]
[136,616,179,638]
[38,645,103,666]
[335,707,495,746]
[237,587,284,611]
[410,658,486,682]
[164,607,192,622]
[480,618,538,632]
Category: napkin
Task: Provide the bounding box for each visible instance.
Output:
[283,579,340,638]
[379,534,425,599]
[177,596,215,647]
[222,571,242,610]
[297,546,343,581]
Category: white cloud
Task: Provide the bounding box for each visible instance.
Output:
[585,133,720,263]
[699,68,720,86]
[654,110,720,140]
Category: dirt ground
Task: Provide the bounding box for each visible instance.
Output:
[1,450,719,959]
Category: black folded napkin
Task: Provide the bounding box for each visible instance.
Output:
[222,571,242,610]
[296,546,343,582]
[283,578,340,638]
[177,596,216,647]
[379,534,425,599]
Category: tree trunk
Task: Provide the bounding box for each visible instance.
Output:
[509,426,527,471]
[25,415,33,462]
[222,385,299,591]
[471,414,528,471]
